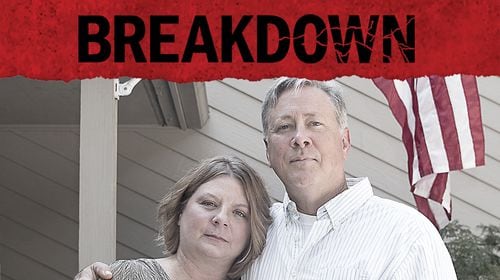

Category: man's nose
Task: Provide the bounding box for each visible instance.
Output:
[211,210,229,227]
[291,127,311,148]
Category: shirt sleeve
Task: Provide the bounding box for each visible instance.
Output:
[105,259,160,280]
[390,230,457,280]
[105,260,139,280]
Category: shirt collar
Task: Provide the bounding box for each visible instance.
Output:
[283,193,300,221]
[282,177,373,226]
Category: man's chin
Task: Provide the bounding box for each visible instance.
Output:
[286,175,316,188]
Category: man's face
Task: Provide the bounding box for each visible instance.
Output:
[265,86,350,200]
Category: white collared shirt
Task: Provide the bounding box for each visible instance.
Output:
[243,178,456,280]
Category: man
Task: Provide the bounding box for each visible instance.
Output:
[76,78,456,279]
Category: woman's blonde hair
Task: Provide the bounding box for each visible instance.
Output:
[157,155,272,279]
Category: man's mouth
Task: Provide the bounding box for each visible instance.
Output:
[290,157,316,163]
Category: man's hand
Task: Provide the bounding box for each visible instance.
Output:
[74,262,112,280]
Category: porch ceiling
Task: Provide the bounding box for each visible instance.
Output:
[0,76,208,128]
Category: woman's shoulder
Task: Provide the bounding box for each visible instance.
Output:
[107,258,169,280]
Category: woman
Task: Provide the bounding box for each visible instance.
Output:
[106,155,272,280]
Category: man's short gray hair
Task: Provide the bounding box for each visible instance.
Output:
[261,77,348,136]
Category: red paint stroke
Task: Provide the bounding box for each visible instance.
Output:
[0,0,498,81]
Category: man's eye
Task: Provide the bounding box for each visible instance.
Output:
[277,124,290,131]
[311,121,322,126]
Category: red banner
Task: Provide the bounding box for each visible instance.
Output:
[0,0,498,81]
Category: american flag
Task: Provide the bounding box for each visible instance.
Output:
[373,75,485,229]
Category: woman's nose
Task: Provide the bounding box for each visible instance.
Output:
[211,211,229,227]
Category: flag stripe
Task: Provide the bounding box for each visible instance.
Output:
[429,173,448,203]
[413,173,435,198]
[446,75,476,168]
[395,80,422,184]
[414,195,439,227]
[428,198,452,229]
[429,76,463,170]
[411,81,434,177]
[441,174,452,211]
[417,77,450,173]
[400,82,422,185]
[461,75,485,166]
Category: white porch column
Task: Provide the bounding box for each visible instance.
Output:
[79,79,117,269]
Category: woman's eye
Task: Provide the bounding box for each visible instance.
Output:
[201,201,217,207]
[234,210,247,218]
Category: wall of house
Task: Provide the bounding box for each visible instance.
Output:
[0,77,499,279]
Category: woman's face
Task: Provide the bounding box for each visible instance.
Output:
[178,175,251,262]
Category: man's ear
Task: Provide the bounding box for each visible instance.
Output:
[341,128,351,158]
[263,138,270,163]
